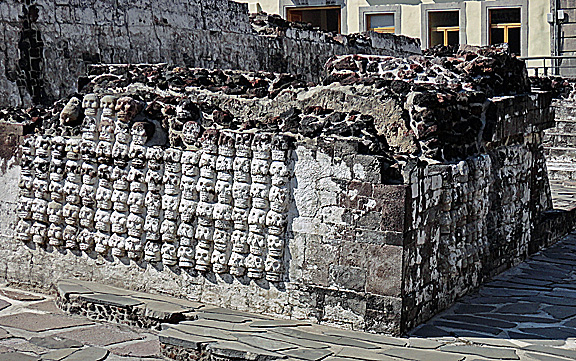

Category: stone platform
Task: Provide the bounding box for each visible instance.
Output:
[0,232,562,360]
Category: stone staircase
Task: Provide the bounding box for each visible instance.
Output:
[544,100,576,181]
[544,99,576,210]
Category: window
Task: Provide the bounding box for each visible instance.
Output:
[428,11,459,47]
[287,6,341,33]
[489,8,521,55]
[366,13,395,33]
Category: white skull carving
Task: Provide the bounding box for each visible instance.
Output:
[144,216,160,241]
[82,93,99,117]
[195,245,212,272]
[127,192,145,214]
[267,235,285,258]
[100,95,117,117]
[162,194,180,219]
[245,254,264,279]
[196,178,215,202]
[31,198,48,222]
[215,180,232,204]
[96,187,113,210]
[111,189,129,212]
[48,223,64,247]
[178,246,195,268]
[211,249,230,274]
[78,206,95,228]
[145,192,161,217]
[94,209,112,232]
[110,211,127,234]
[144,241,162,262]
[161,243,178,266]
[127,213,144,237]
[182,121,201,147]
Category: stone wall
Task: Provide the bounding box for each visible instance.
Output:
[0,48,568,335]
[0,0,420,107]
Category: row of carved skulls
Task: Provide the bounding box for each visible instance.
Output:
[17,122,293,280]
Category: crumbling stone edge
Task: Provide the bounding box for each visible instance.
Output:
[55,293,189,331]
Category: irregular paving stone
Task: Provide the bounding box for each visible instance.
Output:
[183,319,267,333]
[0,352,39,361]
[207,341,285,360]
[542,305,576,319]
[159,328,216,349]
[25,300,63,314]
[431,320,503,335]
[196,312,253,323]
[169,324,238,341]
[410,325,451,338]
[495,303,542,314]
[257,331,330,349]
[41,348,78,360]
[28,336,82,349]
[0,290,44,302]
[0,313,92,332]
[61,347,108,361]
[523,351,574,361]
[60,280,135,296]
[0,338,48,354]
[439,345,519,360]
[136,300,193,321]
[56,324,144,346]
[322,328,407,347]
[531,296,576,306]
[459,337,521,349]
[273,328,380,349]
[55,283,93,299]
[486,281,549,292]
[442,315,516,329]
[130,292,203,310]
[479,288,540,298]
[476,314,554,324]
[381,347,466,361]
[452,304,496,314]
[522,345,576,359]
[517,327,576,339]
[78,294,143,308]
[237,335,298,352]
[109,339,160,358]
[0,300,11,312]
[331,346,398,360]
[250,320,311,328]
[200,306,271,320]
[407,338,442,349]
[281,347,333,360]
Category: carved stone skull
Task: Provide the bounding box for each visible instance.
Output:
[178,246,195,268]
[100,95,117,117]
[161,243,178,266]
[115,96,142,123]
[82,93,99,117]
[60,97,81,127]
[144,241,162,262]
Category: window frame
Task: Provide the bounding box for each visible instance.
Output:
[281,0,348,34]
[359,5,401,35]
[421,3,467,49]
[286,5,342,33]
[481,0,527,56]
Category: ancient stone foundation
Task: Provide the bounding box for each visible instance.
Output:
[0,0,419,107]
[0,48,569,335]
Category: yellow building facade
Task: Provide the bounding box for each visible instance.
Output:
[239,0,552,59]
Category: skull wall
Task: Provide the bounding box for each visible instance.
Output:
[16,94,294,282]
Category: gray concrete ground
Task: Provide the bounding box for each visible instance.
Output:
[2,234,576,360]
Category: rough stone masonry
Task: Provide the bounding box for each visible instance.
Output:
[0,43,568,335]
[0,0,419,107]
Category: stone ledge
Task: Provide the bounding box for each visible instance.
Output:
[56,279,199,330]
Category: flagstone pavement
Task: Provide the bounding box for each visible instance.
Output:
[2,234,576,360]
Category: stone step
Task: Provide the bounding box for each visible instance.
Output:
[56,279,201,329]
[544,147,576,162]
[542,133,576,147]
